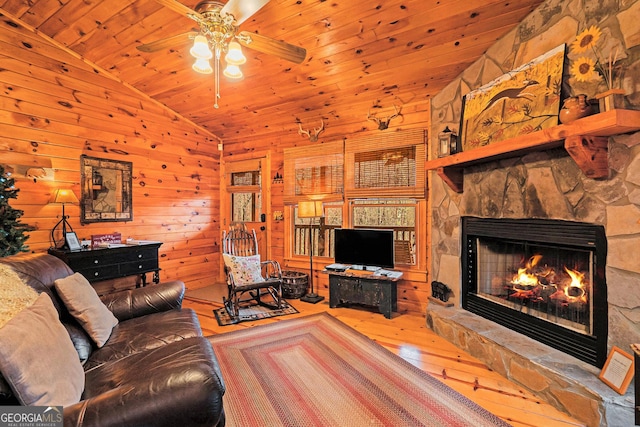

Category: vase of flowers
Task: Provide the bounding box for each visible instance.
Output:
[569,25,626,112]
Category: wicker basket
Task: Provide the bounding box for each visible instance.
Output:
[281,270,308,299]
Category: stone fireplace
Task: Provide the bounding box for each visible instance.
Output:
[426,2,640,424]
[461,216,608,367]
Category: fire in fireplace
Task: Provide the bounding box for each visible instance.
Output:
[462,217,607,367]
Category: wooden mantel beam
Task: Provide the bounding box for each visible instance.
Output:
[426,109,640,193]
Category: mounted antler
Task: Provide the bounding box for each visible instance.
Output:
[298,119,325,142]
[367,105,402,130]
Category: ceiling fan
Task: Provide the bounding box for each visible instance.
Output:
[138,0,306,108]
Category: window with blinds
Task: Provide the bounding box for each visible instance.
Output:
[283,140,344,204]
[345,129,426,198]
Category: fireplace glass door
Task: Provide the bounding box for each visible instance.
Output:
[476,238,593,335]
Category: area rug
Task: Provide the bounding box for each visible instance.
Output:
[208,313,511,426]
[213,301,298,326]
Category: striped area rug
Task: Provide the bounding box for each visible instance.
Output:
[208,313,511,426]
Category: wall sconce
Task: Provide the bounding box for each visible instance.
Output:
[49,188,79,249]
[438,126,459,157]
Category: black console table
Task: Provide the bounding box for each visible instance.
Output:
[328,270,401,319]
[48,242,162,286]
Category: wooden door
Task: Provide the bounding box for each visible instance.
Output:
[222,156,270,258]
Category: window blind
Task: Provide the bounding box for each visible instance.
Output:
[225,159,261,193]
[345,129,426,198]
[283,140,344,204]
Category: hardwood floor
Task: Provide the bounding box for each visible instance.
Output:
[183,288,585,427]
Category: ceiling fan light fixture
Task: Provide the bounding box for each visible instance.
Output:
[224,41,246,65]
[190,35,213,59]
[223,64,243,79]
[192,58,213,74]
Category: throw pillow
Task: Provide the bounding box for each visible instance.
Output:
[0,293,84,406]
[0,264,38,328]
[223,254,264,286]
[55,273,118,348]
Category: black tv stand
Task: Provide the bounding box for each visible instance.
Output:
[327,270,401,319]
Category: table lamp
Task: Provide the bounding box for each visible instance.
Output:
[49,188,79,249]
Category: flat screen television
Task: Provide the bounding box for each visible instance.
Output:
[334,228,394,269]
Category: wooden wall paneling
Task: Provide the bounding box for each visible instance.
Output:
[237,104,431,313]
[1,12,221,147]
[0,16,222,292]
[219,100,430,148]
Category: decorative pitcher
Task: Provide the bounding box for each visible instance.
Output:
[559,94,595,124]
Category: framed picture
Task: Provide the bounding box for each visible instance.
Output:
[80,155,133,224]
[65,232,81,251]
[459,44,565,151]
[598,346,634,394]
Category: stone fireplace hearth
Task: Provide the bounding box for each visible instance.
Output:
[426,303,632,427]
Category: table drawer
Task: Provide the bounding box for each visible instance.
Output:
[120,259,158,275]
[67,249,131,269]
[76,265,115,282]
[128,247,157,261]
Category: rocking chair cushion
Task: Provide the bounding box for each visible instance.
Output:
[223,254,264,286]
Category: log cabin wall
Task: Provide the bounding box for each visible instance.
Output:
[0,15,222,290]
[222,102,431,315]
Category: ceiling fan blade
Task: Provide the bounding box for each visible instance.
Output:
[222,0,271,26]
[238,31,306,64]
[137,31,198,52]
[154,0,202,19]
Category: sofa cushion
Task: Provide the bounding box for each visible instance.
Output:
[0,293,84,406]
[223,254,263,285]
[84,308,202,370]
[55,273,119,347]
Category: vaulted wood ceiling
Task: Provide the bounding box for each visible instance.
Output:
[1,0,545,143]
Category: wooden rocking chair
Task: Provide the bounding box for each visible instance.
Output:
[221,223,284,321]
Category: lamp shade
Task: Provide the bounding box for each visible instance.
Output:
[192,58,213,74]
[223,64,243,79]
[224,41,246,65]
[49,188,79,205]
[298,200,323,218]
[190,35,213,59]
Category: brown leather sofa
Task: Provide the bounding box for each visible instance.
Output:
[0,252,225,427]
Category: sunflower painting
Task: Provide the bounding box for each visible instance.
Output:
[460,44,565,151]
[569,25,621,90]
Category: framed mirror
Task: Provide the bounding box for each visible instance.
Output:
[80,155,133,223]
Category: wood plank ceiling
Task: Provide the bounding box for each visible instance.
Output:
[0,0,545,144]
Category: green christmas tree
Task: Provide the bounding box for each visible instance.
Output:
[0,165,34,257]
